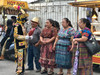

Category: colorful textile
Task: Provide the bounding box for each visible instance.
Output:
[74,27,92,40]
[55,28,75,69]
[72,44,92,68]
[73,27,93,74]
[77,65,93,75]
[13,5,28,75]
[39,27,57,68]
[16,49,26,74]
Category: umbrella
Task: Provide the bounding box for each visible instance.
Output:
[73,43,79,75]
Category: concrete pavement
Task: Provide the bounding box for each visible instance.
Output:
[0,60,100,75]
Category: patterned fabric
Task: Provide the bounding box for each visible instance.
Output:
[73,27,93,74]
[55,27,75,69]
[74,27,92,40]
[16,49,26,74]
[39,27,57,68]
[72,44,92,68]
[77,65,93,75]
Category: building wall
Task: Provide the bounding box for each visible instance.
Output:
[28,1,87,30]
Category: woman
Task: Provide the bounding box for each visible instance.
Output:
[53,18,75,75]
[39,19,57,75]
[0,19,13,60]
[53,21,60,32]
[72,18,93,75]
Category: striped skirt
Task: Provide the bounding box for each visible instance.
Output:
[55,40,72,69]
[72,43,93,75]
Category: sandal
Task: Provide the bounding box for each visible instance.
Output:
[67,72,71,75]
[48,71,54,75]
[41,69,48,74]
[57,72,63,75]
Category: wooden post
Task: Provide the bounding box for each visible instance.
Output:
[77,7,79,31]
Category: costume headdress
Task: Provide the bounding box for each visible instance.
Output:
[13,5,29,24]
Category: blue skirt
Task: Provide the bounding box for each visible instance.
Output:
[55,40,72,69]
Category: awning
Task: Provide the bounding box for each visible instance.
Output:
[68,0,100,8]
[0,0,37,11]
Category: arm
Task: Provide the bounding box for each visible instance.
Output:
[53,36,58,50]
[35,40,41,47]
[53,36,58,46]
[73,36,88,42]
[70,36,74,42]
[69,36,75,51]
[40,36,44,43]
[46,36,56,43]
[14,26,26,40]
[70,41,74,51]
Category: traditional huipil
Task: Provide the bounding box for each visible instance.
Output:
[55,28,75,69]
[73,27,93,75]
[13,5,29,75]
[39,27,57,68]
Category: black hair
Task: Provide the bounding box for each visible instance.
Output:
[11,16,16,23]
[11,16,16,19]
[80,18,91,29]
[53,21,60,30]
[47,19,54,25]
[7,19,13,29]
[63,18,73,27]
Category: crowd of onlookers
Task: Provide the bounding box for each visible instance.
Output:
[0,16,93,75]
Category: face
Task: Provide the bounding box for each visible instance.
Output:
[45,20,52,28]
[31,21,38,28]
[62,19,69,28]
[78,20,86,29]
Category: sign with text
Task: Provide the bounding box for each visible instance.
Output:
[4,0,29,9]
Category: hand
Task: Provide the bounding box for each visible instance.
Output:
[42,41,47,44]
[35,43,39,47]
[70,47,73,52]
[73,39,78,44]
[74,41,78,44]
[30,36,33,40]
[73,39,76,43]
[25,35,29,40]
[53,45,56,51]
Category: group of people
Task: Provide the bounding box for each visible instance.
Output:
[0,16,16,60]
[0,5,93,75]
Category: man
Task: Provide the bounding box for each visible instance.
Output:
[26,17,41,72]
[0,19,13,60]
[13,5,29,75]
[5,16,16,51]
[0,16,16,60]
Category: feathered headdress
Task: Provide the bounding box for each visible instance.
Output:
[13,5,29,24]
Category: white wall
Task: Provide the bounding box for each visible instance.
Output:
[28,1,87,30]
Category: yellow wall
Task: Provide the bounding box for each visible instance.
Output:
[0,0,4,6]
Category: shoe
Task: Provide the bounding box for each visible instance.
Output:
[41,70,48,74]
[36,69,41,72]
[48,71,54,75]
[56,72,63,75]
[25,68,33,71]
[0,55,4,60]
[67,72,71,75]
[16,71,24,75]
[18,72,24,75]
